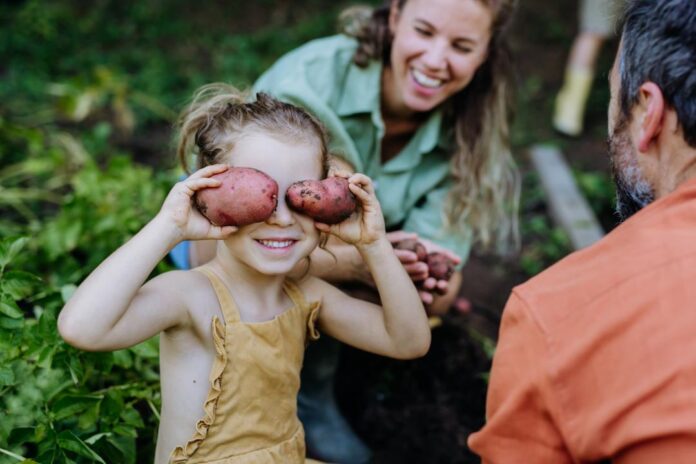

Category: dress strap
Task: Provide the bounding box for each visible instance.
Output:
[282,278,308,309]
[194,266,240,324]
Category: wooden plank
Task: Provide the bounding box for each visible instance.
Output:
[529,145,605,250]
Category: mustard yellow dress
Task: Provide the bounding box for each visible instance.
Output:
[169,266,324,463]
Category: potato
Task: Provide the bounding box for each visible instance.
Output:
[394,239,428,262]
[285,177,357,224]
[194,167,278,227]
[426,252,456,282]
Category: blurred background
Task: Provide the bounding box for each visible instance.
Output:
[0,0,618,462]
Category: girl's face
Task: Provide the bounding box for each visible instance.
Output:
[384,0,492,116]
[221,131,323,276]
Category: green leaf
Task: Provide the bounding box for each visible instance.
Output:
[0,237,29,268]
[57,431,106,464]
[60,285,77,304]
[0,297,23,318]
[130,337,158,359]
[112,349,132,369]
[0,365,15,386]
[51,394,102,421]
[77,401,101,430]
[84,433,111,445]
[0,315,24,329]
[1,270,41,300]
[112,424,137,438]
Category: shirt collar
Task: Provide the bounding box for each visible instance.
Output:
[383,109,447,173]
[336,59,382,117]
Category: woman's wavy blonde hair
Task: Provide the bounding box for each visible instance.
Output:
[340,0,520,251]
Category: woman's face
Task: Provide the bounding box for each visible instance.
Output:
[384,0,492,116]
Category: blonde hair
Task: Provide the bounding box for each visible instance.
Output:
[177,83,330,175]
[340,0,520,251]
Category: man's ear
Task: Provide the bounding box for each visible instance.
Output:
[637,82,665,152]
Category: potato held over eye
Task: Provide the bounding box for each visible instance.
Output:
[286,177,357,224]
[194,167,278,227]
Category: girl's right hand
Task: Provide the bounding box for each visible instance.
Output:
[158,164,238,242]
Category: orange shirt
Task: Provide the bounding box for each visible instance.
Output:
[469,177,696,463]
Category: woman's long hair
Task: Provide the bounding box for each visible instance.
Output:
[340,0,520,251]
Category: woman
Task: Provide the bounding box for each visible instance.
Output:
[177,0,519,461]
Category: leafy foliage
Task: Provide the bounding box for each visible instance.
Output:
[0,119,172,462]
[1,1,369,461]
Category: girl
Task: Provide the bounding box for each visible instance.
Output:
[57,85,430,464]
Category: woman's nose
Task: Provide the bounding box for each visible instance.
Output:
[421,39,448,70]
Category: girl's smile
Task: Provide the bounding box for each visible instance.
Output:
[254,238,299,254]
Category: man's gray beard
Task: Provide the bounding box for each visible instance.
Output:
[608,119,655,222]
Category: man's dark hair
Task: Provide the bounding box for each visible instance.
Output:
[620,0,696,147]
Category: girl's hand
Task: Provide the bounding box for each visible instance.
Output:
[315,173,385,248]
[158,164,238,243]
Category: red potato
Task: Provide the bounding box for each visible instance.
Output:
[426,252,456,282]
[394,238,428,262]
[285,177,357,224]
[194,167,278,227]
[393,239,456,296]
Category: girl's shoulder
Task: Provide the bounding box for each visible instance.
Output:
[146,269,221,315]
[292,275,346,306]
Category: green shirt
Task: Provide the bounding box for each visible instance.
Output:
[254,34,472,262]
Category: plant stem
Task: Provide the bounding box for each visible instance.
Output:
[0,446,26,461]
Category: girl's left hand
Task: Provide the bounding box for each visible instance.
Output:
[315,173,385,248]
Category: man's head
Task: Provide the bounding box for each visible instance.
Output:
[608,0,696,221]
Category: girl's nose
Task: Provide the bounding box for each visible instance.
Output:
[268,196,295,226]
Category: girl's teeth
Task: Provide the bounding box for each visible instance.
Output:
[259,240,293,249]
[412,69,443,88]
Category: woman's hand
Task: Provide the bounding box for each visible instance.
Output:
[387,231,429,282]
[158,164,238,243]
[417,238,461,305]
[315,173,385,249]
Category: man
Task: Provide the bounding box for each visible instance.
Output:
[468,0,696,462]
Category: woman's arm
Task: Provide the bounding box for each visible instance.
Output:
[58,165,236,351]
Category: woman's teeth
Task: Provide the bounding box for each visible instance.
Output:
[412,69,444,88]
[258,240,293,249]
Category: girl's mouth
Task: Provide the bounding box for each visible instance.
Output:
[255,239,297,251]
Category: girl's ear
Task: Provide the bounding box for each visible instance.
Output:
[388,0,401,37]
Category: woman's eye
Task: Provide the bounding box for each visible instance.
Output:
[454,43,473,53]
[415,27,432,37]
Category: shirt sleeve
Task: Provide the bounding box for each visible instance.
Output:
[401,182,473,267]
[467,292,573,464]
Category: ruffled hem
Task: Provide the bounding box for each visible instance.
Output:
[306,301,321,343]
[174,426,308,464]
[170,316,227,463]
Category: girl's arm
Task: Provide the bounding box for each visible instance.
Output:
[58,165,236,351]
[312,174,431,359]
